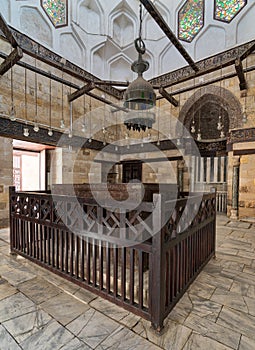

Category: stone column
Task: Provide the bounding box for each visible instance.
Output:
[177,160,185,193]
[230,156,240,220]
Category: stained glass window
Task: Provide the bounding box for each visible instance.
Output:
[178,0,204,43]
[214,0,247,23]
[41,0,68,28]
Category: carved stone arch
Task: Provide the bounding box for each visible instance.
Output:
[179,85,243,139]
[77,0,103,34]
[109,3,136,48]
[143,0,170,40]
[20,6,53,46]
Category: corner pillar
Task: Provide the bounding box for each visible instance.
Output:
[230,156,240,220]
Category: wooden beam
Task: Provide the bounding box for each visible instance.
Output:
[0,47,23,75]
[150,39,255,88]
[0,13,18,47]
[86,92,128,112]
[68,82,95,102]
[93,80,129,87]
[140,0,198,72]
[235,58,247,90]
[233,149,255,156]
[8,26,123,99]
[159,87,178,107]
[0,51,126,109]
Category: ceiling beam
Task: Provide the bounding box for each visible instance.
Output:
[235,58,247,90]
[140,0,198,72]
[68,82,95,102]
[0,47,23,75]
[150,39,255,88]
[0,13,18,47]
[93,80,129,87]
[3,25,123,99]
[159,87,178,106]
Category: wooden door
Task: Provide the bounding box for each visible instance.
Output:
[122,161,142,183]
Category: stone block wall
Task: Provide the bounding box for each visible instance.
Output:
[0,137,13,228]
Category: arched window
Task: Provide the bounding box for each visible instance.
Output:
[178,0,204,43]
[214,0,247,23]
[41,0,68,28]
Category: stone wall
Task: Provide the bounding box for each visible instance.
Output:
[0,137,13,228]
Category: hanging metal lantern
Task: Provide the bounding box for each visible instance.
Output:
[123,5,156,132]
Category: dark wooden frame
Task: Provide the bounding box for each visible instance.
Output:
[213,0,247,23]
[177,0,205,43]
[9,186,216,331]
[40,0,68,29]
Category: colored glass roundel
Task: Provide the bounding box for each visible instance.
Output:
[41,0,68,28]
[178,0,204,43]
[214,0,247,23]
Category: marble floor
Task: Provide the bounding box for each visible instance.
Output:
[0,215,254,349]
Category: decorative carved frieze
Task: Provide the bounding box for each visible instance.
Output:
[228,127,255,144]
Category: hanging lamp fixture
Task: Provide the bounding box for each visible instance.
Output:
[9,53,16,121]
[60,58,66,129]
[23,67,29,137]
[191,75,196,134]
[48,75,53,136]
[242,58,248,124]
[33,56,40,132]
[197,88,202,141]
[217,61,225,138]
[124,2,156,132]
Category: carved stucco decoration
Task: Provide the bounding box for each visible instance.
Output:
[179,84,243,140]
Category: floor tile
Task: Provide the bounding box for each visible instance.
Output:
[239,335,255,350]
[96,326,161,350]
[19,319,74,350]
[182,332,233,350]
[67,308,119,349]
[217,306,255,339]
[40,292,90,326]
[0,278,17,300]
[90,297,131,322]
[1,267,36,286]
[18,277,62,304]
[3,309,52,343]
[134,318,192,349]
[0,292,36,323]
[0,324,21,350]
[184,313,240,349]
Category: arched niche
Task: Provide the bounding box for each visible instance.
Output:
[60,33,83,67]
[78,0,102,34]
[109,55,133,82]
[1,0,9,22]
[159,43,187,74]
[112,13,134,48]
[92,40,120,79]
[236,3,255,43]
[144,1,169,40]
[20,6,52,46]
[179,85,243,139]
[195,25,226,61]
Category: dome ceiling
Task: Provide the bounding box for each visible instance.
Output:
[1,0,255,82]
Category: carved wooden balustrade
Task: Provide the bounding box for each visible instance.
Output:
[9,186,216,331]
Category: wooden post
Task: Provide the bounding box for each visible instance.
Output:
[9,186,16,254]
[150,193,166,332]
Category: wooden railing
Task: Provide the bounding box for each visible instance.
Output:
[9,187,216,331]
